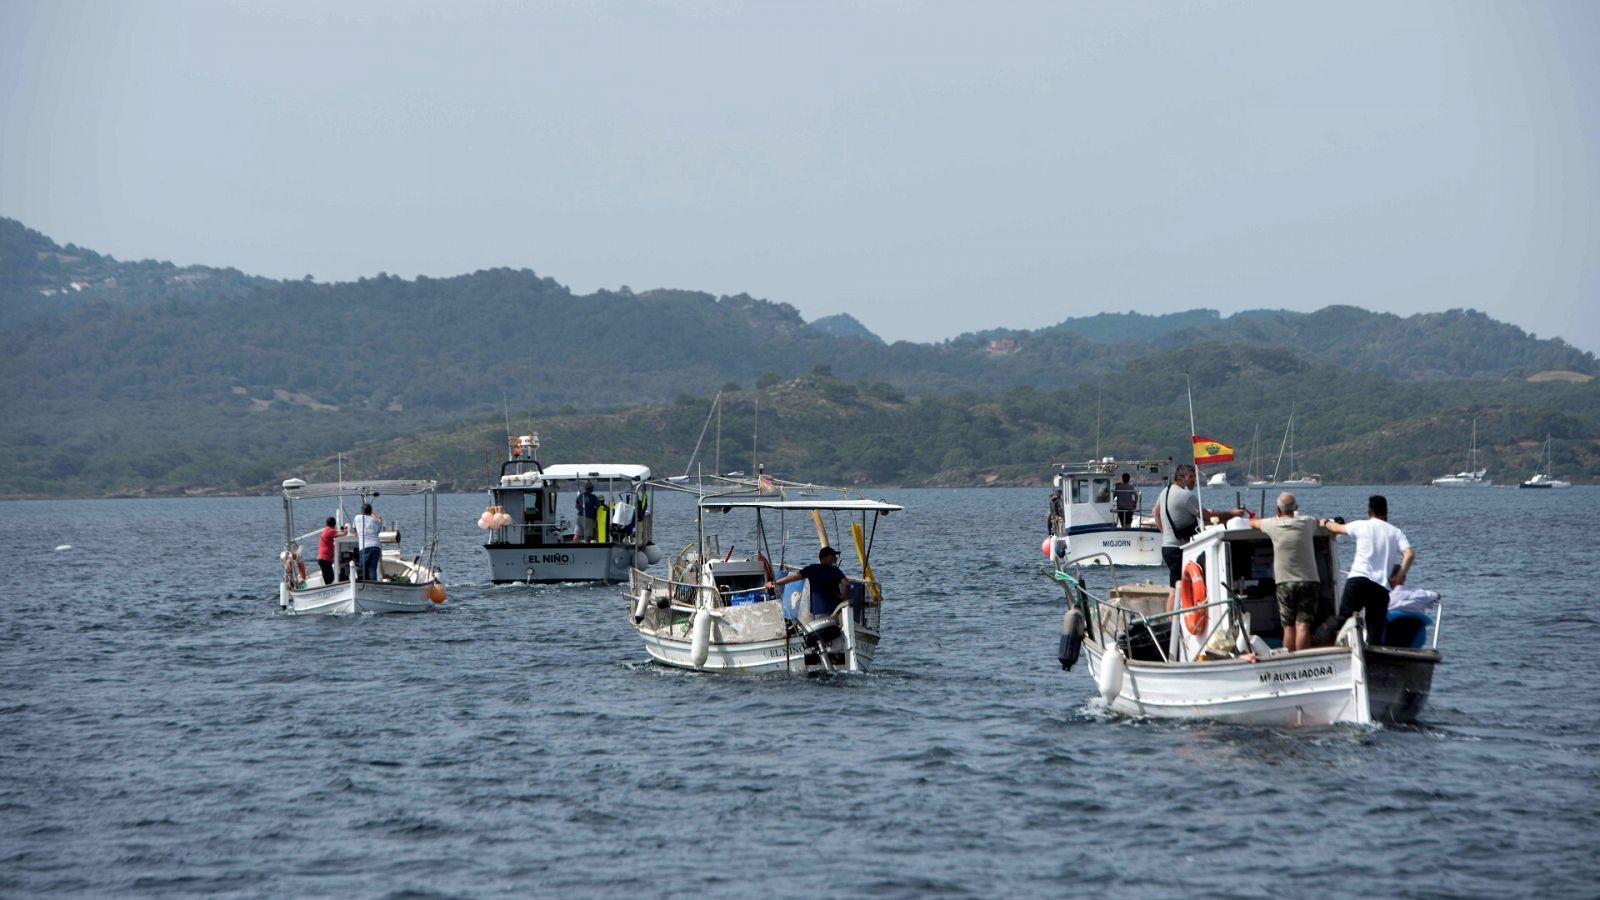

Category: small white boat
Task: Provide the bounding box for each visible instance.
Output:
[1206,472,1230,487]
[1520,435,1572,489]
[1045,458,1170,568]
[1433,418,1493,487]
[1053,519,1441,726]
[625,486,902,674]
[277,478,445,616]
[481,433,658,583]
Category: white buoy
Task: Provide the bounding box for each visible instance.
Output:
[631,593,649,624]
[689,607,712,668]
[1097,647,1126,703]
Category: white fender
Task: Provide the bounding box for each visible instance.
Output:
[1097,647,1126,703]
[631,592,649,624]
[689,607,712,669]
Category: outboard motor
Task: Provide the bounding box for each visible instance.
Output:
[801,616,843,649]
[1058,606,1086,670]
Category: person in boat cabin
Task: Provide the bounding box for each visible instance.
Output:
[352,503,382,581]
[1112,473,1139,528]
[1245,492,1319,653]
[766,546,851,620]
[1319,495,1414,646]
[575,481,600,542]
[316,516,347,585]
[1152,464,1246,608]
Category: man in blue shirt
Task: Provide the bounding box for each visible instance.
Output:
[575,482,600,542]
[767,546,850,618]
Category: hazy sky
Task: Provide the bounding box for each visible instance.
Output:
[3,1,1597,350]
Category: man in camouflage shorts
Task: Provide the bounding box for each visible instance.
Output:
[1247,493,1321,653]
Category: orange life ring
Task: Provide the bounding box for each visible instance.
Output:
[1180,561,1208,635]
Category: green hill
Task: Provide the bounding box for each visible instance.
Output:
[2,217,1596,497]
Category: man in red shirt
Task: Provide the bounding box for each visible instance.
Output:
[317,517,346,584]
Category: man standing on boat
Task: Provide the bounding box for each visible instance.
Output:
[352,503,382,581]
[1320,495,1413,645]
[1152,464,1244,609]
[1113,472,1139,528]
[1247,492,1319,652]
[575,481,600,542]
[766,546,850,620]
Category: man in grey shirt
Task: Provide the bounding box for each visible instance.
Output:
[1247,492,1320,652]
[1152,463,1244,607]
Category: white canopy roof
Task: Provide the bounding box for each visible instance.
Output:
[501,463,652,488]
[699,498,902,513]
[281,478,437,499]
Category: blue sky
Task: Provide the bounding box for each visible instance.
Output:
[3,0,1596,352]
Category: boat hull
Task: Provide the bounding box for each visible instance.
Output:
[1060,524,1164,567]
[1364,646,1440,724]
[486,543,637,583]
[638,626,880,674]
[1084,644,1372,726]
[282,579,438,616]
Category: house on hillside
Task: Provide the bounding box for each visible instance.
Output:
[986,337,1018,354]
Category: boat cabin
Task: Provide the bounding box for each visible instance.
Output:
[1052,458,1169,532]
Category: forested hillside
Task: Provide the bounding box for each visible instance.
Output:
[290,356,1600,493]
[1,218,1596,497]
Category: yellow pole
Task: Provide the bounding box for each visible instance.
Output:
[810,510,829,549]
[852,522,881,601]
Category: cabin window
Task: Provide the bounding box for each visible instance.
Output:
[1073,477,1111,503]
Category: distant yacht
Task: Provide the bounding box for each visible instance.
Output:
[1520,435,1571,489]
[1432,418,1492,487]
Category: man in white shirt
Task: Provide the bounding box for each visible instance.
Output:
[1152,464,1245,610]
[352,502,383,581]
[1320,495,1413,645]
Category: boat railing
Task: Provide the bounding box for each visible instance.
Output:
[1051,567,1245,665]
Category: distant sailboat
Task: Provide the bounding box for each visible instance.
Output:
[1432,418,1492,487]
[1252,413,1322,489]
[1520,435,1571,489]
[1245,424,1274,488]
[1279,411,1323,489]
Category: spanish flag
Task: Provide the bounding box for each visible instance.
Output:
[1192,435,1235,466]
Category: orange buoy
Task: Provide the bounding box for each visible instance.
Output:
[1180,561,1208,635]
[429,582,446,604]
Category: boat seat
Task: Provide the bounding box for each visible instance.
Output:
[1382,611,1432,649]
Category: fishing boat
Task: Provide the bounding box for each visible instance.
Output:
[1052,518,1442,726]
[277,478,445,615]
[480,433,658,584]
[1045,458,1170,568]
[625,482,902,673]
[1520,435,1572,489]
[1432,419,1491,487]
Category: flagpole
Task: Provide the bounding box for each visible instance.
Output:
[1186,372,1203,513]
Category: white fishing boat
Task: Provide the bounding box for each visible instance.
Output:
[277,478,445,615]
[625,485,902,674]
[1520,435,1572,489]
[1052,519,1442,726]
[1432,419,1492,487]
[1045,458,1170,568]
[480,433,659,583]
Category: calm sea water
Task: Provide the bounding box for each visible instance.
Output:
[2,486,1597,898]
